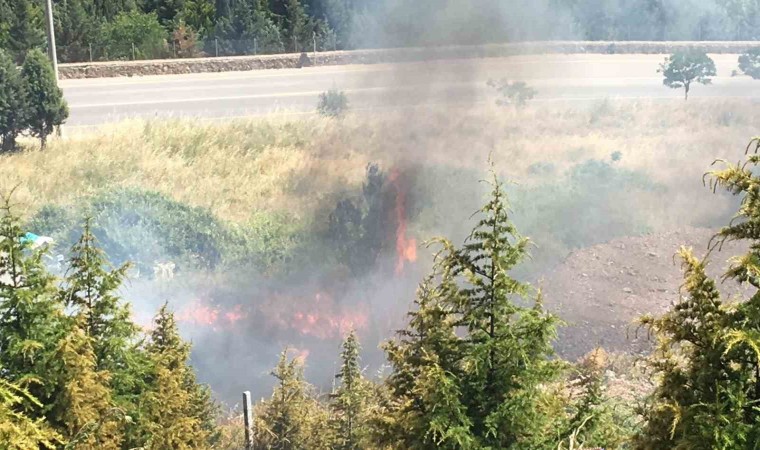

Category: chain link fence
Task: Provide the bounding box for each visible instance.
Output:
[58,35,340,64]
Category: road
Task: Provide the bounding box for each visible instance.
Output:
[62,54,760,126]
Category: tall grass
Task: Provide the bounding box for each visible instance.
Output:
[2,99,757,227]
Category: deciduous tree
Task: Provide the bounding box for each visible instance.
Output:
[659,50,716,100]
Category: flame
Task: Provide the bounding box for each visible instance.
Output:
[292,348,310,363]
[259,291,369,340]
[175,299,247,330]
[389,168,418,274]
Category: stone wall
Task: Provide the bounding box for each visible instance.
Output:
[59,41,760,80]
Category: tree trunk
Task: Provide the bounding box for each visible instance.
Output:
[1,134,16,153]
[684,83,690,101]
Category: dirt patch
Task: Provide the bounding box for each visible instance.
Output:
[543,227,754,359]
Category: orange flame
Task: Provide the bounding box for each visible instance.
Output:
[176,300,247,330]
[259,291,369,340]
[389,169,418,274]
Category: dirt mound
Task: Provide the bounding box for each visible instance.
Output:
[542,227,753,359]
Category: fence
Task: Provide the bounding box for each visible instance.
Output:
[57,35,340,64]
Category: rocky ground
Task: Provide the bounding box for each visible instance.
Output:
[543,227,753,360]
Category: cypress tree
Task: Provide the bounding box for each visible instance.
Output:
[140,303,218,450]
[330,330,372,450]
[0,377,62,449]
[440,172,565,449]
[20,49,69,149]
[50,318,123,449]
[0,195,66,411]
[254,350,332,449]
[0,50,27,153]
[378,275,474,449]
[634,139,760,448]
[60,219,140,382]
[61,219,152,449]
[381,172,566,449]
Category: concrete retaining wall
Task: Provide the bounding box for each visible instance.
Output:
[59,41,760,80]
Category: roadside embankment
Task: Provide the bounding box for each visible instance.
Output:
[59,41,760,79]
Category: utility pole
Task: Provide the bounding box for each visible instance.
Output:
[44,0,59,81]
[243,391,253,450]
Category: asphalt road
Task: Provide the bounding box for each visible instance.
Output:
[61,54,760,126]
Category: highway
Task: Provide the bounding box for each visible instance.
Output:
[61,54,760,126]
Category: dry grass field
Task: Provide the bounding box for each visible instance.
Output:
[2,98,757,226]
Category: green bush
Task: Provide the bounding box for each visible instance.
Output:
[317,89,349,117]
[28,189,303,275]
[487,79,537,107]
[98,11,167,60]
[738,47,760,79]
[513,159,659,255]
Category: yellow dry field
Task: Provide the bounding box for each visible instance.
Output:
[2,98,757,223]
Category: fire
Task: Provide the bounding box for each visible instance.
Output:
[176,299,247,330]
[290,292,369,339]
[259,291,369,340]
[389,168,418,274]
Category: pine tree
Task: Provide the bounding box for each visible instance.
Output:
[225,0,284,54]
[21,49,69,149]
[6,0,44,63]
[142,0,186,27]
[254,350,332,449]
[55,0,99,63]
[330,330,372,450]
[215,0,232,20]
[0,377,62,449]
[284,0,310,52]
[0,194,66,411]
[634,139,760,448]
[0,50,28,153]
[323,0,352,48]
[50,318,123,449]
[140,303,218,450]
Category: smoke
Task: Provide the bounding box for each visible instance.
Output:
[344,0,751,49]
[85,0,750,405]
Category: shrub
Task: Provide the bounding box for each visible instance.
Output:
[317,89,349,117]
[28,189,304,276]
[487,79,537,107]
[98,11,167,60]
[738,47,760,79]
[21,49,68,148]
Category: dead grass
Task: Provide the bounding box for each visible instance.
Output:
[2,98,757,223]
